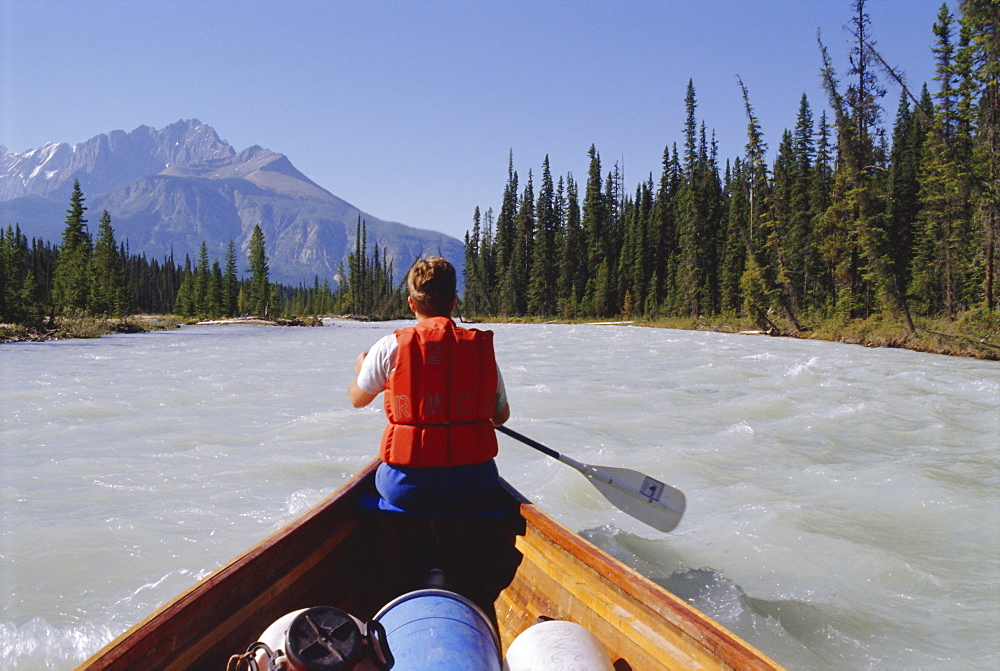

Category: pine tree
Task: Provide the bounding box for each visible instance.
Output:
[720,160,749,315]
[817,3,907,324]
[494,151,518,287]
[478,208,498,313]
[654,145,681,314]
[772,130,800,309]
[223,240,240,317]
[462,207,486,315]
[52,180,91,315]
[581,145,608,312]
[340,219,404,319]
[582,145,607,271]
[247,224,270,317]
[789,94,818,311]
[207,260,223,318]
[737,77,801,330]
[528,156,558,315]
[193,241,212,316]
[174,256,195,316]
[627,177,656,314]
[557,174,585,316]
[962,0,999,310]
[700,127,725,315]
[809,110,836,308]
[1,225,39,323]
[912,4,978,318]
[884,91,928,310]
[89,210,126,316]
[675,83,702,317]
[508,171,535,315]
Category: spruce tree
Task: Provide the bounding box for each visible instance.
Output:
[678,92,701,316]
[194,241,212,316]
[208,260,223,318]
[508,171,535,315]
[52,181,92,316]
[912,4,977,318]
[247,224,270,317]
[223,240,240,317]
[174,256,195,316]
[494,152,518,286]
[654,145,680,314]
[790,94,818,311]
[581,145,608,313]
[961,0,998,310]
[720,160,749,315]
[631,178,656,314]
[884,91,927,309]
[89,210,126,316]
[528,156,558,315]
[817,4,908,323]
[462,208,485,315]
[557,175,585,316]
[478,208,498,313]
[0,225,39,323]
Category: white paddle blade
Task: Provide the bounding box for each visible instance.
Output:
[584,465,686,532]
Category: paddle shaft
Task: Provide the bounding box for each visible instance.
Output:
[496,425,621,478]
[496,425,560,460]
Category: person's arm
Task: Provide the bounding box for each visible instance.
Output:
[348,351,379,408]
[491,402,510,426]
[491,365,510,426]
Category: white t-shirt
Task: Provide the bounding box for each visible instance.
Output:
[357,332,508,412]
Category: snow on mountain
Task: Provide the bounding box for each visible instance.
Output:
[0,120,234,202]
[0,120,463,286]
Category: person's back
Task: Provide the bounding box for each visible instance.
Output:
[348,256,510,515]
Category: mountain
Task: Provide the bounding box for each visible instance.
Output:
[0,120,464,286]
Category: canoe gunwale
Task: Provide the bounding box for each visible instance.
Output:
[78,461,783,670]
[77,463,378,670]
[508,489,782,670]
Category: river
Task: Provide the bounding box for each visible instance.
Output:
[1,320,997,669]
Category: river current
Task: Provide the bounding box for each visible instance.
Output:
[1,320,997,669]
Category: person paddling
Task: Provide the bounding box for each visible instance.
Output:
[348,256,511,516]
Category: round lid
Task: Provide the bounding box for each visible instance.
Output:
[285,606,363,671]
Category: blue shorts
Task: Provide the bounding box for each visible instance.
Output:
[373,460,502,517]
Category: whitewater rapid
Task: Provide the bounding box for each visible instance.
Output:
[1,320,997,669]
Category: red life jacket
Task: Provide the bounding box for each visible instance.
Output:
[379,317,499,468]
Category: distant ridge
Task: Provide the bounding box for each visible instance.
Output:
[0,120,464,285]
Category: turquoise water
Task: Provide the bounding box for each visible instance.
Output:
[2,320,998,669]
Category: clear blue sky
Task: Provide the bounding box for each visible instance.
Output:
[2,0,953,241]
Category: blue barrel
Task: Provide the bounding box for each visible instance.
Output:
[373,589,501,671]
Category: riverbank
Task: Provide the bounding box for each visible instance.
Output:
[0,314,321,342]
[465,310,1000,361]
[786,314,1000,360]
[0,316,182,342]
[193,316,322,327]
[5,311,997,361]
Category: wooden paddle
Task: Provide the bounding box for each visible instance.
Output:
[496,425,686,532]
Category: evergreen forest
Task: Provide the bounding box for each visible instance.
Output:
[461,1,998,337]
[0,181,402,329]
[2,0,996,352]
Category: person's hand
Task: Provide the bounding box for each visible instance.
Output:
[354,351,368,374]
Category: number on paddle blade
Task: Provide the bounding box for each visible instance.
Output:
[640,477,665,501]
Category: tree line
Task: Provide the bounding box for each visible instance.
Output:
[0,181,394,324]
[462,0,997,332]
[335,218,409,319]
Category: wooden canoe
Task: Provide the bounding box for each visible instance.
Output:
[79,460,783,670]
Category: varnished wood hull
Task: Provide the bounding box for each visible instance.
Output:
[79,461,782,670]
